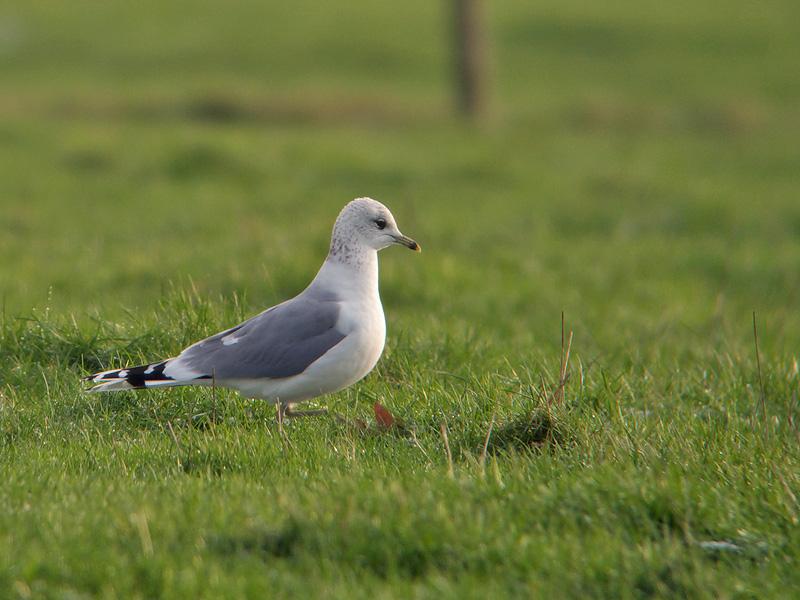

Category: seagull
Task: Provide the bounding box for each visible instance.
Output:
[84,198,421,418]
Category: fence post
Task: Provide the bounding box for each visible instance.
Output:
[453,0,488,120]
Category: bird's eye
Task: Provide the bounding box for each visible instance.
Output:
[375,218,387,230]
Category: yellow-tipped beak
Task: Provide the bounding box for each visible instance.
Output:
[395,235,421,252]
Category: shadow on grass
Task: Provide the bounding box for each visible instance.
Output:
[47,92,444,127]
[210,519,469,580]
[487,407,565,453]
[211,521,302,560]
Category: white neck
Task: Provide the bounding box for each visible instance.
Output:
[308,244,380,302]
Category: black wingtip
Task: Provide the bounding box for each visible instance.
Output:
[84,361,173,389]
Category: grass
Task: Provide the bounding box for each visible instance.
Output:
[1,0,800,597]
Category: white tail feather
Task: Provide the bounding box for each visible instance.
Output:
[87,380,135,393]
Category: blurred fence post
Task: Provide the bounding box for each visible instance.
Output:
[453,0,488,121]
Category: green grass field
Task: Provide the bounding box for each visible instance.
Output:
[2,1,800,597]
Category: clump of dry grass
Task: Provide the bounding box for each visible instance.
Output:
[484,313,573,454]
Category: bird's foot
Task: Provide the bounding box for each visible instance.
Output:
[285,407,328,418]
[280,404,329,419]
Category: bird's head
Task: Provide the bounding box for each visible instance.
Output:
[332,197,420,253]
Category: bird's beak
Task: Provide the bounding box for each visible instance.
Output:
[394,234,421,252]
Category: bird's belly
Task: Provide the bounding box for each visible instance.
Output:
[230,312,386,403]
[294,328,385,397]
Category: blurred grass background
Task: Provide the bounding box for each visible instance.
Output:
[1,0,800,597]
[1,0,799,347]
[2,0,799,321]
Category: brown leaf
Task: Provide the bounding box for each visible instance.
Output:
[373,402,395,429]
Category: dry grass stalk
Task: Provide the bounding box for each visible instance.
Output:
[548,312,574,407]
[211,368,218,426]
[752,311,768,436]
[166,420,182,469]
[479,407,497,470]
[440,423,454,478]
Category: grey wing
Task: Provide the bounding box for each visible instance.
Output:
[169,296,346,380]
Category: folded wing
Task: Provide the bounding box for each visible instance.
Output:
[166,295,346,381]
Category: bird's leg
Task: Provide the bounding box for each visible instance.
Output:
[276,402,286,434]
[283,403,328,418]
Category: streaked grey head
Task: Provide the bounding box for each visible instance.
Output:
[330,198,420,256]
